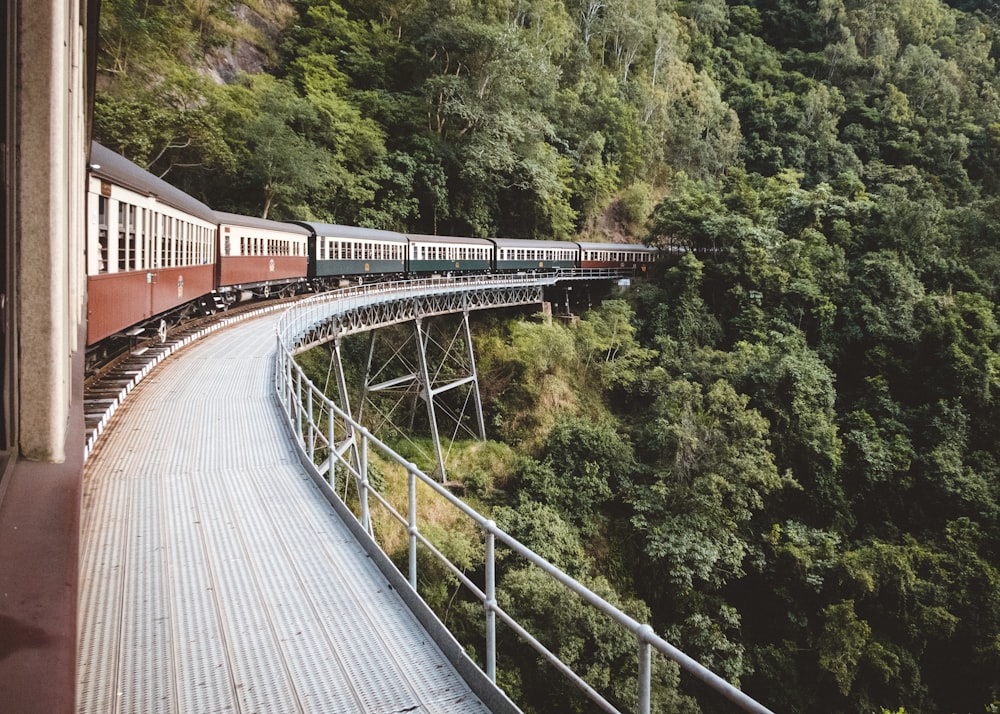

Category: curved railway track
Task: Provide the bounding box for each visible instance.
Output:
[83,295,305,459]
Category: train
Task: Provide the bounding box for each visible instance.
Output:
[86,142,659,362]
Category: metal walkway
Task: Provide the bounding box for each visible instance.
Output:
[77,311,501,713]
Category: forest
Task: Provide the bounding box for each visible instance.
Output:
[94,0,1000,711]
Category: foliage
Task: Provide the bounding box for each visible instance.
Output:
[99,0,1000,710]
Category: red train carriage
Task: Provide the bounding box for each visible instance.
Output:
[577,241,658,273]
[86,143,218,344]
[215,212,309,299]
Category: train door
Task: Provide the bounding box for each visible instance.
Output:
[1,0,15,470]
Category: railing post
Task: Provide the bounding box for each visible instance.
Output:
[360,432,371,535]
[295,369,304,445]
[637,624,654,714]
[327,402,336,489]
[485,521,497,683]
[408,465,418,589]
[307,385,315,462]
[284,353,291,408]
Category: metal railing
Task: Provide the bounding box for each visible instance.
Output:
[273,276,774,714]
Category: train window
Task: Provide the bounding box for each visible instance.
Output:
[163,216,171,267]
[136,208,144,269]
[97,196,109,273]
[167,217,174,267]
[127,205,137,270]
[117,204,127,271]
[173,218,180,266]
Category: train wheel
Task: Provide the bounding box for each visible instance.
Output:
[157,319,167,343]
[263,284,271,298]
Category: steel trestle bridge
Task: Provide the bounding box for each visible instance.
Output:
[79,270,774,714]
[275,272,774,714]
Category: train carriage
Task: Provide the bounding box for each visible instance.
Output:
[216,212,310,298]
[294,222,407,281]
[577,242,658,273]
[490,238,579,272]
[86,143,218,345]
[406,233,493,274]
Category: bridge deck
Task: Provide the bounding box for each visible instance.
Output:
[78,313,492,713]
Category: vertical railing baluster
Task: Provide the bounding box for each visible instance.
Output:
[307,384,315,462]
[295,369,304,447]
[408,466,418,589]
[360,431,370,534]
[485,521,497,682]
[327,403,336,489]
[637,625,653,714]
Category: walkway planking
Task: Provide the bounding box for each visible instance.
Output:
[78,312,493,713]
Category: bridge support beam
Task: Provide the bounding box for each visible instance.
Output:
[361,311,486,482]
[321,336,363,497]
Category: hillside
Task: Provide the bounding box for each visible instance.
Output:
[95,1,1000,712]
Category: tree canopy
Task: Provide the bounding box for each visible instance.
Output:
[98,0,1000,710]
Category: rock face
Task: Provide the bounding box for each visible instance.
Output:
[204,0,294,83]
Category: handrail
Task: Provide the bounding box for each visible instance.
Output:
[273,274,774,714]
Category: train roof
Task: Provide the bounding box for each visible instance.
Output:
[405,233,493,246]
[489,238,580,250]
[576,241,657,252]
[215,211,311,236]
[290,221,408,243]
[89,142,218,224]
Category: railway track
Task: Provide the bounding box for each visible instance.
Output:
[83,296,303,459]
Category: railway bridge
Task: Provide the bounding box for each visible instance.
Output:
[2,6,772,710]
[79,273,773,714]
